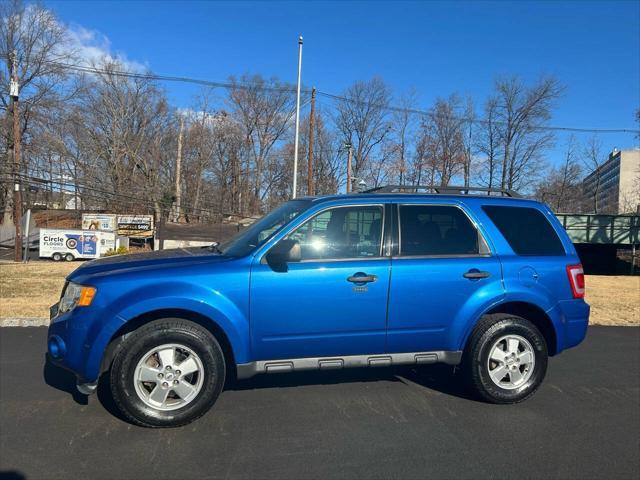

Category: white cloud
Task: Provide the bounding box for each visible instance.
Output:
[13,4,146,73]
[65,23,147,72]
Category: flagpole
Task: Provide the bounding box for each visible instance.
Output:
[292,35,303,199]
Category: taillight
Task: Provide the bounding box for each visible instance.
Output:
[566,264,585,299]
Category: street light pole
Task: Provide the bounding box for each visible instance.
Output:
[292,35,303,199]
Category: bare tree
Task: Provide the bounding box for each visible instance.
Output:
[311,113,341,194]
[417,95,466,186]
[408,129,428,186]
[77,60,174,220]
[582,135,606,213]
[228,74,296,213]
[493,76,562,191]
[0,0,75,223]
[475,96,501,191]
[535,136,583,212]
[388,89,417,186]
[335,77,392,188]
[462,96,474,187]
[295,109,341,195]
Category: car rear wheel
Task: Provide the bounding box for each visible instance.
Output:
[463,313,548,404]
[64,253,74,262]
[110,318,225,427]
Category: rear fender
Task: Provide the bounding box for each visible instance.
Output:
[457,287,562,353]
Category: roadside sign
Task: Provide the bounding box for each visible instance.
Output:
[117,215,154,237]
[81,213,155,238]
[82,214,116,232]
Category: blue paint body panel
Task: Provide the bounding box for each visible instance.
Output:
[47,193,590,383]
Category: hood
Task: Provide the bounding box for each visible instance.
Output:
[69,247,230,280]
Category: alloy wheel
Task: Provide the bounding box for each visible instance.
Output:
[133,343,205,411]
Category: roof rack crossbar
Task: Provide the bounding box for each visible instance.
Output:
[362,185,521,198]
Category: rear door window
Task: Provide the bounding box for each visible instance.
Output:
[398,205,487,256]
[483,205,565,256]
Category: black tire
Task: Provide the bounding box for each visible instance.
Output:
[64,253,74,262]
[110,318,226,428]
[52,252,62,261]
[462,313,548,404]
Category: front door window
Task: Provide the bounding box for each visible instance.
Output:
[285,205,384,260]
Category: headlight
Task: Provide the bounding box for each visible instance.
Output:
[59,282,96,313]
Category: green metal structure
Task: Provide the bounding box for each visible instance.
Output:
[555,214,640,245]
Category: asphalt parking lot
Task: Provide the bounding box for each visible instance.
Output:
[0,326,638,480]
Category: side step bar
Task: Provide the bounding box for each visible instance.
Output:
[236,350,462,380]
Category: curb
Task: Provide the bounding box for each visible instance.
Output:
[0,318,49,327]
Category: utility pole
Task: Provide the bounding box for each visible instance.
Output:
[292,35,303,199]
[345,142,353,193]
[307,87,316,196]
[9,51,22,262]
[174,116,184,222]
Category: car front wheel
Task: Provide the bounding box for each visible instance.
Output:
[463,313,548,404]
[110,318,226,427]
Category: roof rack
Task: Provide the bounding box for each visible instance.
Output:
[362,185,521,198]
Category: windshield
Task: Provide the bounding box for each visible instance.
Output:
[220,200,312,257]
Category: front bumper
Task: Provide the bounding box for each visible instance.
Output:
[46,352,98,395]
[46,301,123,385]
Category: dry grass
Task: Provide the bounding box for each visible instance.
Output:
[0,263,638,326]
[0,262,77,318]
[584,275,639,327]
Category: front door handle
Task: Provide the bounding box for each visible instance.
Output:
[463,269,490,280]
[347,273,378,284]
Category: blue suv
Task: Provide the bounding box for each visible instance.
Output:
[47,186,590,427]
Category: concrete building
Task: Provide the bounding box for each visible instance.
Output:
[583,148,640,214]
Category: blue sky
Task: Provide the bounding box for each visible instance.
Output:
[47,0,640,163]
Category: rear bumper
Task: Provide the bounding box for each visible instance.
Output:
[551,299,590,352]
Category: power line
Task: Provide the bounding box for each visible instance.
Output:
[0,170,262,220]
[44,61,301,95]
[43,60,640,135]
[314,91,640,134]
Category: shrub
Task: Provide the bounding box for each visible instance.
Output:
[103,246,129,257]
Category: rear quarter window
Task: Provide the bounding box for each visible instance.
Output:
[483,205,565,256]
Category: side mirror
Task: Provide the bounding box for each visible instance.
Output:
[266,239,301,271]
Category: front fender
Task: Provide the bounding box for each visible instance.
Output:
[84,281,250,382]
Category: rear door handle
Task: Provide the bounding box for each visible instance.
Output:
[463,269,490,279]
[347,273,378,284]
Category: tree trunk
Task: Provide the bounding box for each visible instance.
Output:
[501,143,509,189]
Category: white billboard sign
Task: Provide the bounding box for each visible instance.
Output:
[82,214,116,232]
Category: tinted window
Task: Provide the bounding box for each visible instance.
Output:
[399,205,482,256]
[286,206,383,260]
[483,205,565,256]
